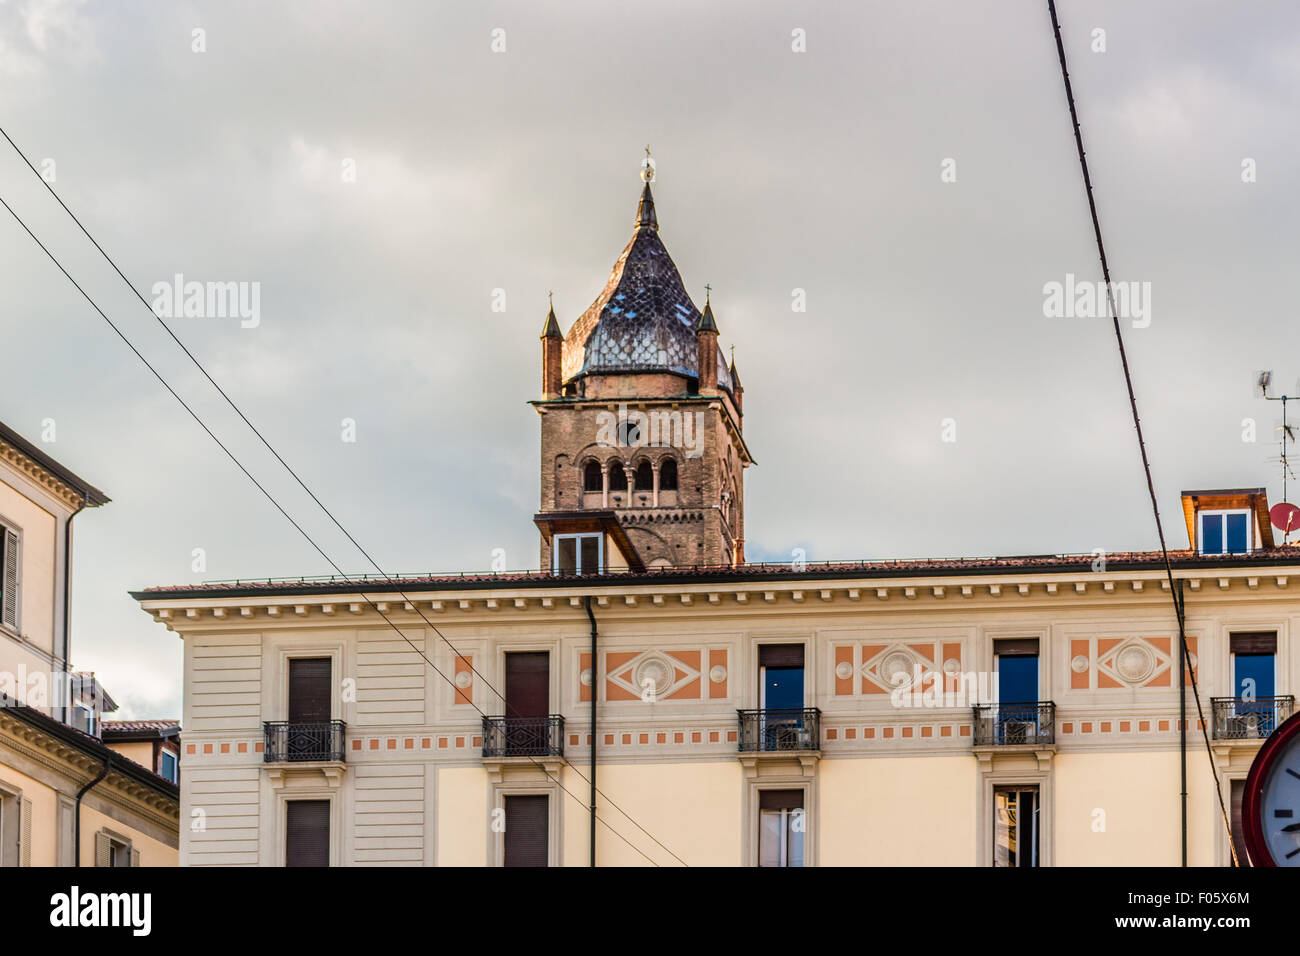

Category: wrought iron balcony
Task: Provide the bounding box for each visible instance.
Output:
[1211,696,1295,740]
[481,715,565,758]
[972,702,1055,747]
[263,720,347,763]
[737,708,821,753]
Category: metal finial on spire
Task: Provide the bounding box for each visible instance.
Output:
[704,283,711,303]
[640,145,656,184]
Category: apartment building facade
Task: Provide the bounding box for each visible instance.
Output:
[0,420,178,866]
[132,176,1297,866]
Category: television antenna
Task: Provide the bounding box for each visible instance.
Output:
[1257,370,1297,506]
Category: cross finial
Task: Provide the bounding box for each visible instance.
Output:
[704,283,712,303]
[640,145,656,184]
[547,290,553,307]
[730,344,735,365]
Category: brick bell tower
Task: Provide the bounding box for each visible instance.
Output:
[532,157,752,573]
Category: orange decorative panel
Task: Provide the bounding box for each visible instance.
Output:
[579,652,592,703]
[834,645,855,696]
[454,654,473,706]
[1070,639,1090,689]
[605,648,704,702]
[708,648,728,699]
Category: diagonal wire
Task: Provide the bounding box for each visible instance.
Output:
[0,124,688,867]
[0,188,670,867]
[1045,0,1239,865]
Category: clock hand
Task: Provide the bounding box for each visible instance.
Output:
[1281,822,1300,833]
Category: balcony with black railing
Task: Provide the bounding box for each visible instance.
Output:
[263,720,347,763]
[737,708,821,753]
[1211,696,1294,740]
[972,702,1055,747]
[481,715,565,758]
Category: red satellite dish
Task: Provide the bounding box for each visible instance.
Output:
[1270,502,1300,535]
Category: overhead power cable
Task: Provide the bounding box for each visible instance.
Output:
[0,124,685,867]
[0,187,674,867]
[1045,0,1239,865]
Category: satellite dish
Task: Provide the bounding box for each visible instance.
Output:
[1270,501,1300,535]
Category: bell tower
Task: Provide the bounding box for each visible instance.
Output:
[532,158,752,573]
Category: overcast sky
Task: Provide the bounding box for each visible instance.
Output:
[2,0,1298,719]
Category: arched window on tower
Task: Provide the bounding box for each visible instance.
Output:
[583,460,602,493]
[608,461,627,495]
[659,458,678,491]
[635,460,654,492]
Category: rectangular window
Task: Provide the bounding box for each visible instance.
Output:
[553,533,603,575]
[993,786,1039,867]
[71,702,96,737]
[758,644,805,710]
[995,639,1039,704]
[1199,510,1252,555]
[502,794,549,867]
[285,800,330,867]
[288,658,332,723]
[758,789,804,867]
[160,750,178,784]
[505,652,550,718]
[1,525,18,631]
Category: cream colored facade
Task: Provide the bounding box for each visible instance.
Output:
[0,423,179,867]
[135,553,1296,867]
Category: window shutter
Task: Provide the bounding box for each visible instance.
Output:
[94,830,111,868]
[285,800,330,867]
[759,644,804,668]
[502,794,548,867]
[994,638,1039,657]
[18,798,31,867]
[505,653,550,718]
[130,847,141,867]
[288,658,332,723]
[1231,632,1276,655]
[2,528,18,630]
[758,789,803,811]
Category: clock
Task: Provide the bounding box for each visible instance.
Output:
[1242,708,1300,866]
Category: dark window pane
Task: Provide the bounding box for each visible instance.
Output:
[556,537,577,574]
[659,459,678,491]
[635,461,653,491]
[1226,512,1249,553]
[286,800,330,867]
[579,535,601,574]
[997,655,1038,703]
[503,795,548,867]
[506,652,549,718]
[288,658,332,723]
[1202,514,1224,554]
[608,462,627,491]
[1235,653,1275,700]
[583,461,602,492]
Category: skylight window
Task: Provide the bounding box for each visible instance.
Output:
[1199,509,1252,555]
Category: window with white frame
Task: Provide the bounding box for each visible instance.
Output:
[1,523,19,632]
[1198,509,1252,555]
[160,749,179,783]
[553,533,602,575]
[757,789,805,867]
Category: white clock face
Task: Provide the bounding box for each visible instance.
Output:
[1257,734,1300,864]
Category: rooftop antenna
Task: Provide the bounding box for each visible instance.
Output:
[1253,369,1294,530]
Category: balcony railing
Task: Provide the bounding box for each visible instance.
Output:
[481,715,565,758]
[1211,696,1295,740]
[737,708,821,753]
[972,702,1055,747]
[263,720,347,763]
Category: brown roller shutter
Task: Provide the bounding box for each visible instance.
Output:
[2,528,18,630]
[759,644,804,668]
[506,652,550,718]
[503,795,548,867]
[286,800,330,867]
[1230,779,1246,861]
[994,638,1039,657]
[759,789,803,811]
[1230,633,1276,655]
[289,658,332,723]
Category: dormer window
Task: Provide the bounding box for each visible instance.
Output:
[554,533,603,575]
[1199,509,1252,555]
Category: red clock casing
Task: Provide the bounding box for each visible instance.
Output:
[1242,708,1300,866]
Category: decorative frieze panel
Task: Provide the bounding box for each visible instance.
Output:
[833,640,965,696]
[580,647,729,702]
[1068,635,1198,690]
